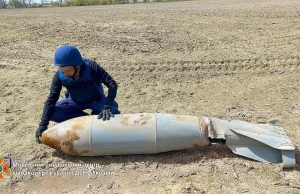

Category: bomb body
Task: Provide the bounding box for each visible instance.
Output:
[41,113,295,168]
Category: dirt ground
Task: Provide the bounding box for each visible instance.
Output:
[0,0,300,193]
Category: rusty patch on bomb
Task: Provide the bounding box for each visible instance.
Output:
[133,118,149,126]
[120,115,131,127]
[40,128,61,151]
[133,113,152,126]
[72,116,88,130]
[60,130,80,156]
[58,117,87,155]
[40,135,61,151]
[120,114,152,127]
[45,118,86,155]
[198,117,209,134]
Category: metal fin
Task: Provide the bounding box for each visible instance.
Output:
[211,119,296,168]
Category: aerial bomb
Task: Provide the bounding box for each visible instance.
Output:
[40,113,296,168]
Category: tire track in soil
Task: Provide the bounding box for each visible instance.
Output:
[104,57,300,76]
[1,57,299,77]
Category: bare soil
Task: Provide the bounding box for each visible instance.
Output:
[0,0,300,193]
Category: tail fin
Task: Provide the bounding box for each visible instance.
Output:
[208,118,296,168]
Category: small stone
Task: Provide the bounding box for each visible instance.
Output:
[86,184,92,190]
[245,163,254,171]
[107,182,114,189]
[211,151,219,158]
[88,174,97,180]
[232,173,238,179]
[96,184,102,189]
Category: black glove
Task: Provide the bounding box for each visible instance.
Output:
[35,125,47,144]
[97,105,114,121]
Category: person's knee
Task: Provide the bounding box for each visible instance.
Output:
[113,101,119,108]
[50,110,67,123]
[50,106,88,123]
[111,101,120,114]
[111,106,120,114]
[56,98,73,106]
[91,110,101,115]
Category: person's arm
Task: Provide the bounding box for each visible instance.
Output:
[39,71,62,127]
[90,60,118,107]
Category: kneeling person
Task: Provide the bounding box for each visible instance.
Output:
[36,45,120,143]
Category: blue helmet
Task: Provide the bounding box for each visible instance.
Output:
[54,45,84,66]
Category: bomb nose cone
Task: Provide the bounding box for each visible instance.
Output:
[40,128,62,151]
[40,116,94,155]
